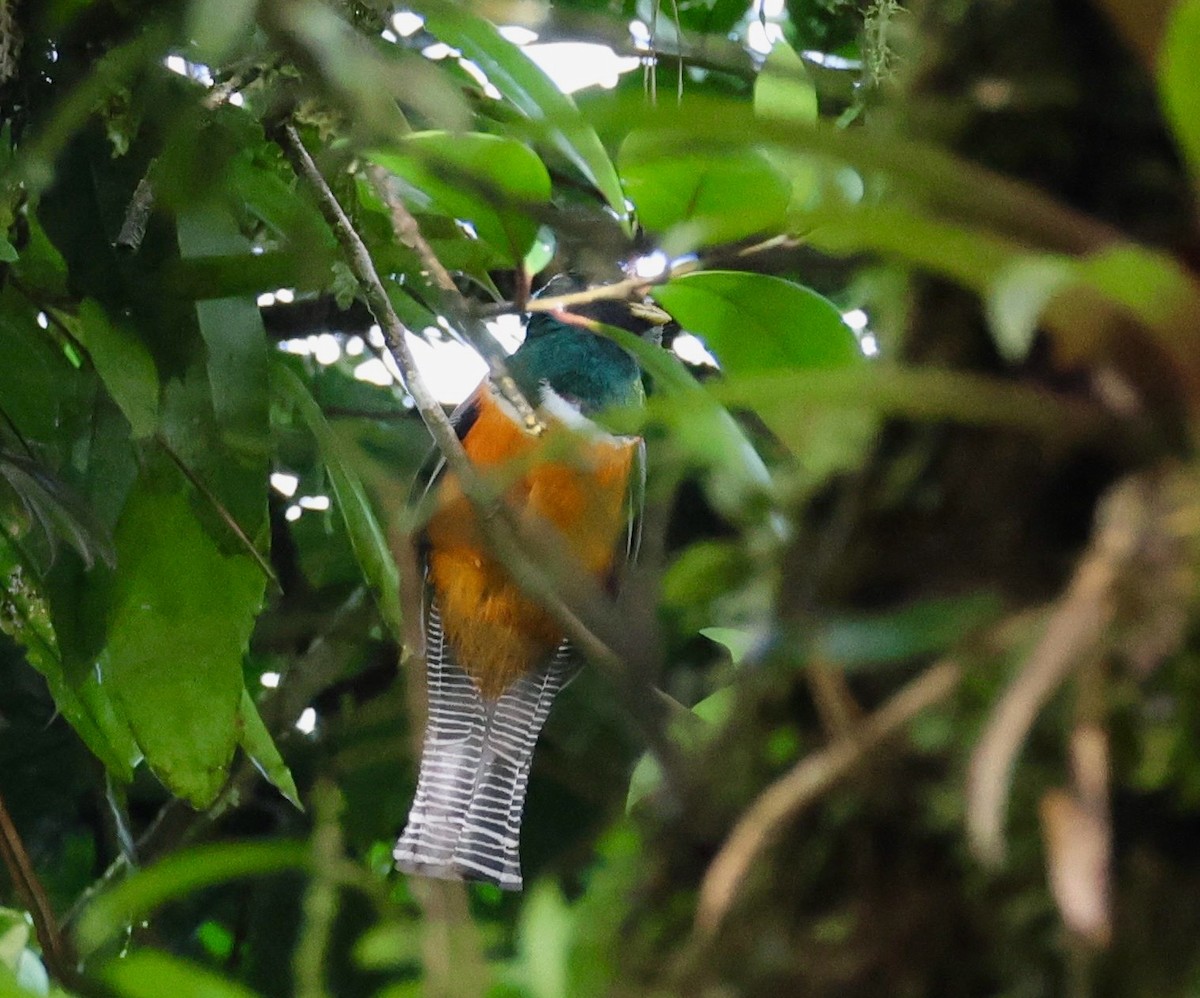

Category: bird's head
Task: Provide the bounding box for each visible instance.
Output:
[511,274,670,417]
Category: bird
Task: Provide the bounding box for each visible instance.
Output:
[393,276,669,891]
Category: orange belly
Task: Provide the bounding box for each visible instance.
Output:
[426,389,639,699]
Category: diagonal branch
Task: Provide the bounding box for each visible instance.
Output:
[0,791,77,986]
[694,659,963,939]
[366,165,545,437]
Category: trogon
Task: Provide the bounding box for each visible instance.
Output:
[394,276,668,890]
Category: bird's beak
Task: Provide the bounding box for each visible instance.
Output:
[628,300,672,326]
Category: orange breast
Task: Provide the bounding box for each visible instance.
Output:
[426,389,638,699]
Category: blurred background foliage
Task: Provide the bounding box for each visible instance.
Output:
[2,0,1200,994]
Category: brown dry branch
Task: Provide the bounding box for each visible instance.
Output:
[966,475,1155,866]
[694,658,963,939]
[0,791,75,985]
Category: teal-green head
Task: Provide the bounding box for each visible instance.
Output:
[509,276,668,417]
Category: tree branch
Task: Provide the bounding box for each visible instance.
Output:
[0,791,76,986]
[694,659,963,939]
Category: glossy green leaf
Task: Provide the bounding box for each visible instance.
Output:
[237,687,302,810]
[422,6,627,219]
[77,840,309,955]
[104,950,263,998]
[1161,0,1200,183]
[101,466,266,807]
[654,271,859,374]
[272,363,403,640]
[77,300,158,438]
[370,132,551,264]
[619,133,790,250]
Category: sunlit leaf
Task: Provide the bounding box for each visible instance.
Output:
[423,6,628,220]
[369,132,551,264]
[77,841,309,955]
[653,271,859,374]
[272,363,403,639]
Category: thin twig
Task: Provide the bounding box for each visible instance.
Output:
[694,659,962,939]
[156,434,280,591]
[366,165,544,437]
[0,791,76,985]
[966,475,1150,866]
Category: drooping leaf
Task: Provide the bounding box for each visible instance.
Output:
[104,950,264,998]
[653,271,860,375]
[177,204,271,466]
[76,300,159,439]
[619,133,790,250]
[101,463,266,807]
[369,132,551,264]
[77,840,310,955]
[0,550,136,779]
[1160,0,1200,184]
[237,687,302,810]
[272,363,403,640]
[422,5,628,220]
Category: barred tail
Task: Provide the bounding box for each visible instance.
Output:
[394,601,574,891]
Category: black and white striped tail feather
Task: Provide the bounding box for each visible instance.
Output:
[394,599,575,890]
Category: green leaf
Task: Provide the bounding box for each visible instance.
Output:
[177,205,271,465]
[754,41,822,212]
[370,132,551,264]
[272,363,403,640]
[101,464,266,807]
[816,592,1004,669]
[422,6,628,220]
[1161,0,1200,184]
[619,134,790,250]
[653,271,860,375]
[0,550,135,779]
[77,840,309,955]
[237,687,302,810]
[700,626,757,665]
[77,300,159,438]
[0,238,17,263]
[516,881,573,998]
[353,922,422,971]
[596,324,779,530]
[754,40,818,125]
[985,255,1074,362]
[104,951,264,998]
[187,0,259,62]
